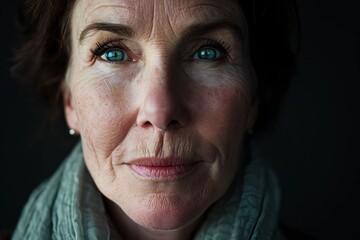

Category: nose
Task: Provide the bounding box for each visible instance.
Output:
[136,69,188,131]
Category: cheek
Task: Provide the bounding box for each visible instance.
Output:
[183,61,249,88]
[71,71,136,156]
[187,66,253,144]
[193,83,251,192]
[195,87,250,163]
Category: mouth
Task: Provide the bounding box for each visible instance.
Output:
[125,157,201,181]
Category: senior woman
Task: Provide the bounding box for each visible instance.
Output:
[13,0,298,239]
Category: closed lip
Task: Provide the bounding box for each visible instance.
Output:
[126,157,201,180]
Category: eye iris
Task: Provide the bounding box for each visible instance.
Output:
[199,48,217,59]
[106,50,124,61]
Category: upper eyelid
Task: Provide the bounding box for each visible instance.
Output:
[90,42,231,64]
[196,39,230,51]
[91,37,229,51]
[82,21,242,56]
[182,39,231,59]
[90,39,127,56]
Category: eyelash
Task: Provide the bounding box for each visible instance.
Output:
[90,38,232,62]
[189,39,231,61]
[90,38,126,57]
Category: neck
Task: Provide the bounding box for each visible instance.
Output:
[104,198,204,240]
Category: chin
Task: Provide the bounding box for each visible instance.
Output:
[126,193,207,230]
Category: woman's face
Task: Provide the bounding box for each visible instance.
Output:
[65,0,257,231]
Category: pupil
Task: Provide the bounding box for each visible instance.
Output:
[200,48,216,59]
[107,50,124,61]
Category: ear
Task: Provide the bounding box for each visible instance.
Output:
[63,83,79,132]
[246,95,259,130]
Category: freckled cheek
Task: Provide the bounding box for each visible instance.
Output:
[187,65,252,121]
[192,76,252,147]
[183,64,248,88]
[202,91,249,139]
[72,74,136,153]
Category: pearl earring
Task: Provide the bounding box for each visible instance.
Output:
[69,128,77,136]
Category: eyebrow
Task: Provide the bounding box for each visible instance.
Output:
[79,21,244,44]
[180,21,244,42]
[79,22,134,44]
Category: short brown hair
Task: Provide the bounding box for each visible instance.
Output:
[13,0,75,120]
[13,0,300,132]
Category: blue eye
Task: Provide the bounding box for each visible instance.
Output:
[193,47,221,60]
[101,49,130,62]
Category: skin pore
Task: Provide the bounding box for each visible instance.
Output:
[64,0,257,239]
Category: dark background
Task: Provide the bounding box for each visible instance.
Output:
[1,0,359,239]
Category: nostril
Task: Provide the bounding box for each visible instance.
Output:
[157,119,181,130]
[167,119,182,128]
[138,119,182,131]
[142,121,153,128]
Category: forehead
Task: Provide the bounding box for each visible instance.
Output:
[72,0,244,39]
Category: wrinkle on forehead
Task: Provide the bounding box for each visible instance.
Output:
[186,1,242,19]
[148,1,180,42]
[74,0,245,42]
[84,4,132,24]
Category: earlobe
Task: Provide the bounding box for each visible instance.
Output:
[63,83,79,132]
